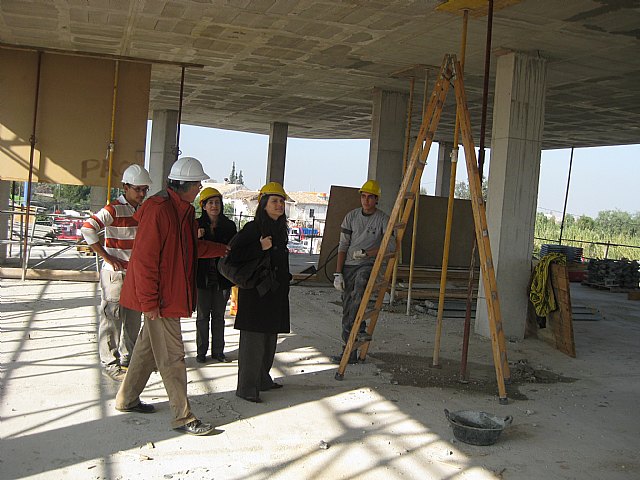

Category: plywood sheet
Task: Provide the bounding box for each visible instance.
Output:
[317,186,477,283]
[0,49,150,187]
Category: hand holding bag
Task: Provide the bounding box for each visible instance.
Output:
[217,248,278,297]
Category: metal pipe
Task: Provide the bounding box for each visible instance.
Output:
[461,0,494,381]
[175,66,186,161]
[478,0,493,178]
[106,60,119,203]
[559,146,574,244]
[433,9,468,367]
[407,72,430,316]
[21,50,42,281]
[10,181,16,257]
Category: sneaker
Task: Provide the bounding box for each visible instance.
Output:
[195,355,207,364]
[211,353,230,363]
[174,419,216,436]
[102,367,126,382]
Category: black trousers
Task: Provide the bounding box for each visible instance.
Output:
[196,287,230,357]
[236,330,278,398]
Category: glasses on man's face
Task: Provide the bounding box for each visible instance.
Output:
[127,185,149,194]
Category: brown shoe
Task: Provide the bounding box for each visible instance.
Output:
[102,367,126,382]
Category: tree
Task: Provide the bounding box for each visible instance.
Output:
[58,185,91,211]
[454,176,488,200]
[237,170,244,185]
[576,215,596,230]
[229,162,237,184]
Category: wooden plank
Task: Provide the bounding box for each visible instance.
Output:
[0,267,98,282]
[546,263,576,357]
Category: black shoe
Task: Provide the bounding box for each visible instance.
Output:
[174,419,216,436]
[102,367,126,382]
[116,401,156,414]
[330,353,359,365]
[196,355,207,363]
[235,393,263,403]
[260,382,283,391]
[211,353,230,363]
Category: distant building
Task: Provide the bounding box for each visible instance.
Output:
[287,192,328,224]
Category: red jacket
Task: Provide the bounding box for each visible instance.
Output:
[120,188,228,318]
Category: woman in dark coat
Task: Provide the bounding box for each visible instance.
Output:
[195,187,237,363]
[229,182,291,403]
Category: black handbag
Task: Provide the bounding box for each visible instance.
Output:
[217,251,277,296]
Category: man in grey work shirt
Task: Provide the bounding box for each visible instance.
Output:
[332,179,394,364]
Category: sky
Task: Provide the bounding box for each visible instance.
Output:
[147,123,639,219]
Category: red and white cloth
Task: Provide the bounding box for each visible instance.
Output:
[81,195,138,271]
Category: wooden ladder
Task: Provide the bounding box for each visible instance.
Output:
[334,54,510,403]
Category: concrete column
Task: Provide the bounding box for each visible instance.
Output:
[266,122,288,185]
[435,141,454,197]
[89,186,108,212]
[149,109,178,195]
[368,88,408,215]
[475,51,547,340]
[0,180,11,261]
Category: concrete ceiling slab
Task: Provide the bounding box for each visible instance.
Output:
[1,0,639,148]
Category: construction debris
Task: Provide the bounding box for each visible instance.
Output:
[583,259,640,290]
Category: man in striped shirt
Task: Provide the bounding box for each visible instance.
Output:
[81,164,152,382]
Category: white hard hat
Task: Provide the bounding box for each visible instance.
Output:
[121,164,152,185]
[168,157,210,182]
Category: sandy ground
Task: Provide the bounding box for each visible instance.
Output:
[0,278,639,480]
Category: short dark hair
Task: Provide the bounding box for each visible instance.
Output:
[167,179,199,193]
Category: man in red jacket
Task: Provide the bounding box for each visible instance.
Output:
[115,157,228,436]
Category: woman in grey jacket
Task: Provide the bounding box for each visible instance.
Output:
[228,182,291,403]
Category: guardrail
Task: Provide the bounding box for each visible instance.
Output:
[534,236,640,261]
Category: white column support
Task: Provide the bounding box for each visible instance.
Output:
[476,51,547,340]
[149,109,179,195]
[435,141,454,197]
[266,122,288,186]
[368,88,408,215]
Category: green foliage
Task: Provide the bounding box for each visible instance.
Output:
[227,162,244,185]
[454,176,488,200]
[229,162,237,184]
[534,211,640,261]
[58,185,91,210]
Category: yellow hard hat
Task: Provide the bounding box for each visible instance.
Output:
[199,187,222,206]
[359,179,381,197]
[259,182,290,201]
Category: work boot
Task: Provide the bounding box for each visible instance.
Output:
[356,331,373,343]
[330,349,359,365]
[174,419,217,436]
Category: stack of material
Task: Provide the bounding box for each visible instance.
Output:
[393,265,480,300]
[583,259,640,289]
[540,244,583,263]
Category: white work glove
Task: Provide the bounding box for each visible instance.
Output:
[333,273,345,292]
[352,249,367,260]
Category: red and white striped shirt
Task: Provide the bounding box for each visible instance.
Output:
[81,195,138,271]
